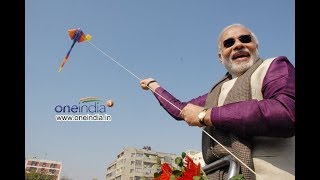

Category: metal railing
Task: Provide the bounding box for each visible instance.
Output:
[202,155,240,180]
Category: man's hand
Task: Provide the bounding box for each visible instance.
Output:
[140,78,160,90]
[180,104,204,126]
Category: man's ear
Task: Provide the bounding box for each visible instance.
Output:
[218,53,223,63]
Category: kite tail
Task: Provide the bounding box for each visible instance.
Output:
[58,55,69,72]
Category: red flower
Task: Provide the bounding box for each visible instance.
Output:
[154,163,172,180]
[176,156,201,180]
[154,155,202,180]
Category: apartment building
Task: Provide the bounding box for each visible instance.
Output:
[106,146,179,180]
[25,157,62,180]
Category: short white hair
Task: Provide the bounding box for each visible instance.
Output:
[217,23,259,51]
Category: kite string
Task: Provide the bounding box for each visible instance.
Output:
[88,41,141,81]
[88,41,182,111]
[87,41,263,180]
[201,128,263,180]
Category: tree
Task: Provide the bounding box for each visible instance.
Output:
[25,171,57,180]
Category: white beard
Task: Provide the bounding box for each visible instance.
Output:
[222,49,260,78]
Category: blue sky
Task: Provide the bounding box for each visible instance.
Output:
[25,1,295,179]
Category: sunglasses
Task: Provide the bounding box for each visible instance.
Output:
[223,34,252,48]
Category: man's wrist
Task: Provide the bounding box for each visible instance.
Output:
[147,80,157,87]
[198,108,209,126]
[203,108,212,126]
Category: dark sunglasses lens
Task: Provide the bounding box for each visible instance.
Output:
[223,38,235,48]
[239,35,252,43]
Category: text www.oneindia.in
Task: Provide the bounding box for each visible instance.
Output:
[55,114,112,121]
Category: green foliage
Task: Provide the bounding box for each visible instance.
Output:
[230,174,245,180]
[156,156,162,165]
[193,175,209,180]
[181,152,186,159]
[154,171,162,178]
[25,172,57,180]
[172,169,183,177]
[175,156,183,167]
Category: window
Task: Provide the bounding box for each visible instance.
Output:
[49,169,56,174]
[143,162,153,168]
[136,153,143,158]
[31,161,39,166]
[29,167,37,172]
[50,163,57,168]
[135,160,142,166]
[135,168,142,173]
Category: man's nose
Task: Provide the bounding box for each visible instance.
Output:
[233,40,245,49]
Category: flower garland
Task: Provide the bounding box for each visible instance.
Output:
[153,152,207,180]
[153,152,245,180]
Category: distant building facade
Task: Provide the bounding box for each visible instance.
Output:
[185,150,206,167]
[106,146,179,180]
[25,158,62,180]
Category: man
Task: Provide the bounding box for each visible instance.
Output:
[140,23,295,180]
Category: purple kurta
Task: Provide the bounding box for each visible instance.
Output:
[153,56,295,137]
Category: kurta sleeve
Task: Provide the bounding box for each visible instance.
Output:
[211,56,295,137]
[153,87,207,120]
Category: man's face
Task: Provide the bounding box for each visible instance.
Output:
[218,26,259,77]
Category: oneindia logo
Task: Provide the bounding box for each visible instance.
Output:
[54,97,112,122]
